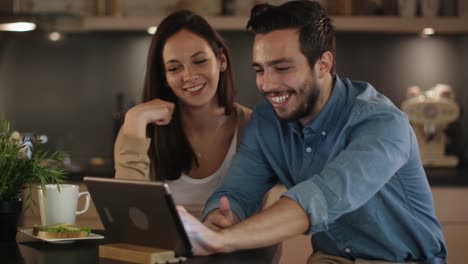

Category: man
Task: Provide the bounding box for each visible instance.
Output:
[177,1,447,263]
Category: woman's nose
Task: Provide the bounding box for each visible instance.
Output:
[183,66,198,82]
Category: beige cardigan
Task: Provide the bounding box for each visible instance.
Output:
[114,103,252,180]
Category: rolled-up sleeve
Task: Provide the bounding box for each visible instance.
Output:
[283,106,412,234]
[114,130,151,180]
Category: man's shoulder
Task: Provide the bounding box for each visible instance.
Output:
[342,78,406,121]
[342,78,385,104]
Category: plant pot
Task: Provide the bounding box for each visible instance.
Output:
[0,199,23,244]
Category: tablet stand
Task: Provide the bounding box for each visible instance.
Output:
[99,243,185,263]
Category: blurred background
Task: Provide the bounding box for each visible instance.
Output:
[0,0,467,174]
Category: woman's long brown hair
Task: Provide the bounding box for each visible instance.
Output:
[142,10,235,181]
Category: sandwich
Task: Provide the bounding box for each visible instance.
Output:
[33,223,91,239]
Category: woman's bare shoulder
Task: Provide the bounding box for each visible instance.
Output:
[233,103,252,142]
[234,103,252,125]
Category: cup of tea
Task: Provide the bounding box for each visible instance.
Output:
[37,184,90,225]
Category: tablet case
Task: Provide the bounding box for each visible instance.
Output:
[83,177,192,257]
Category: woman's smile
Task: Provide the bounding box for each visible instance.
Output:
[184,82,206,95]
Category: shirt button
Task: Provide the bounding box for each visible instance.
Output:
[321,131,327,136]
[306,147,312,153]
[345,248,351,253]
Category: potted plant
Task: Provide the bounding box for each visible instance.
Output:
[0,115,66,243]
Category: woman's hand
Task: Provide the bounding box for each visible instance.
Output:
[122,99,175,139]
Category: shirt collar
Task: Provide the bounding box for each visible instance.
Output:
[289,75,346,136]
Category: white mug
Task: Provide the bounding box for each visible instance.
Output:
[38,184,90,225]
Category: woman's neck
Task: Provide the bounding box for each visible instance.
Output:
[179,101,228,136]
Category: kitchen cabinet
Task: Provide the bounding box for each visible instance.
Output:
[432,187,468,264]
[76,0,468,33]
[78,15,468,34]
[74,0,468,33]
[10,0,468,33]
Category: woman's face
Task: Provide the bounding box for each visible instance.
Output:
[162,29,226,109]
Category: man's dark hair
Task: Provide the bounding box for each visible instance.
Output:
[246,0,336,73]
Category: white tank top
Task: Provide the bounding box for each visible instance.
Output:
[166,129,237,219]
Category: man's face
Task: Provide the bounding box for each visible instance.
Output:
[252,29,321,123]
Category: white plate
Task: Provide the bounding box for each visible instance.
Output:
[19,228,104,244]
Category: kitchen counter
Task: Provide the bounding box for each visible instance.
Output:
[65,167,468,186]
[425,167,468,186]
[3,231,281,264]
[65,165,115,182]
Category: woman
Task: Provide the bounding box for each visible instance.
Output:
[114,10,251,218]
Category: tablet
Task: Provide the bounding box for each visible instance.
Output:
[83,177,192,257]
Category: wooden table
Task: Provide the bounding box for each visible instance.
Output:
[1,231,281,264]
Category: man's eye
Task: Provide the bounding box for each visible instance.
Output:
[194,59,208,64]
[276,67,291,72]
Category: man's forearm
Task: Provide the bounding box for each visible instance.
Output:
[220,197,310,252]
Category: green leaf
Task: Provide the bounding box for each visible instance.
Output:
[0,114,67,207]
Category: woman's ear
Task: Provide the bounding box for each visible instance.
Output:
[219,49,227,72]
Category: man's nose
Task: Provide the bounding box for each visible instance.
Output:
[183,66,198,82]
[259,71,280,93]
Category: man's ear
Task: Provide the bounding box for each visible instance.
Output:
[316,51,333,77]
[219,49,227,72]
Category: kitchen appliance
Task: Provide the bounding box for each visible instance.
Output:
[401,84,460,167]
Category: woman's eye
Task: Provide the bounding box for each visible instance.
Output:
[194,59,208,64]
[167,66,180,72]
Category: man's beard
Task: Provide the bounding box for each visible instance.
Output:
[273,79,320,123]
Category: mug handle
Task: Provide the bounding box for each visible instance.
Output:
[76,191,90,215]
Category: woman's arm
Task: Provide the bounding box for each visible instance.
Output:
[114,128,151,180]
[114,99,175,180]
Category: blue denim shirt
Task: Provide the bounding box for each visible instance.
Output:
[202,76,447,261]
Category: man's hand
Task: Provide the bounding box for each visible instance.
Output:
[177,206,230,256]
[203,196,240,231]
[180,197,310,256]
